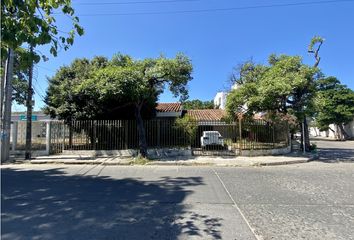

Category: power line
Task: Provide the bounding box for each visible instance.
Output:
[37,65,56,73]
[75,0,354,16]
[32,85,46,102]
[34,78,46,97]
[75,0,199,6]
[32,83,45,98]
[32,67,46,101]
[33,66,46,95]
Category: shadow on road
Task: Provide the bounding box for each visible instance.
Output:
[1,167,222,240]
[316,148,354,163]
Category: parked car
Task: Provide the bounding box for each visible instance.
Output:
[294,132,301,140]
[200,131,224,148]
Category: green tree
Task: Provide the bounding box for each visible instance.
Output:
[227,55,318,118]
[226,54,319,150]
[308,36,324,68]
[1,0,84,61]
[0,48,39,106]
[45,57,105,120]
[45,53,193,157]
[174,115,198,144]
[183,99,214,110]
[1,0,84,107]
[315,77,354,140]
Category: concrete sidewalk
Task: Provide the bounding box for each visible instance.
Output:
[11,152,318,167]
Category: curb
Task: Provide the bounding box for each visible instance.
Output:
[29,160,133,166]
[308,153,320,161]
[258,159,310,166]
[258,153,318,166]
[25,154,318,167]
[19,153,319,167]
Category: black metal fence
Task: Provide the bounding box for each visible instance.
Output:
[49,119,289,155]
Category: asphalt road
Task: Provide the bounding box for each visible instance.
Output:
[312,138,354,162]
[1,140,354,240]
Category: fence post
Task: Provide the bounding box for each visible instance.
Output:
[68,121,73,149]
[287,122,290,148]
[238,118,242,155]
[272,123,275,148]
[125,120,128,149]
[62,122,65,152]
[93,120,96,150]
[157,119,160,147]
[46,121,51,155]
[11,121,18,152]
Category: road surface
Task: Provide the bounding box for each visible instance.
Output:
[1,140,354,240]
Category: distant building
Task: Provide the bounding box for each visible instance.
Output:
[11,111,51,122]
[213,83,241,110]
[213,92,228,110]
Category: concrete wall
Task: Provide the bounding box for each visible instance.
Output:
[63,147,193,159]
[344,120,354,138]
[310,119,354,139]
[239,145,291,157]
[10,121,52,156]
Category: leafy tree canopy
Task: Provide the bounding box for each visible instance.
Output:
[315,77,354,139]
[1,0,84,62]
[45,53,193,121]
[226,54,320,122]
[183,99,214,110]
[174,115,198,144]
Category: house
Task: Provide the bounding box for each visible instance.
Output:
[184,109,232,147]
[185,109,227,123]
[155,103,183,118]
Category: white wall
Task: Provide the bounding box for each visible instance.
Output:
[344,119,354,138]
[310,119,354,139]
[214,92,228,110]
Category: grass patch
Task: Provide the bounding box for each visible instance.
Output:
[129,156,150,165]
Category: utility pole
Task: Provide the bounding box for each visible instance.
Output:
[25,46,34,159]
[1,48,15,163]
[1,59,5,121]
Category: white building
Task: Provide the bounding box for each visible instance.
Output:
[214,92,228,110]
[214,83,242,110]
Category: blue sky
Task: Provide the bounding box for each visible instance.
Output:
[15,0,354,111]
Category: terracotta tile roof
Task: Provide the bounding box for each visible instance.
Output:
[253,113,264,120]
[156,103,182,112]
[186,109,226,121]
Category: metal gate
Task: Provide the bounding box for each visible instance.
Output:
[191,120,289,156]
[49,121,65,154]
[192,121,240,156]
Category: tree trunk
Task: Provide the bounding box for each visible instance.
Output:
[135,103,147,158]
[338,124,350,140]
[25,46,34,159]
[303,116,311,151]
[328,127,335,138]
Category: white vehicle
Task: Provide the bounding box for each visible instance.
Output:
[200,131,224,148]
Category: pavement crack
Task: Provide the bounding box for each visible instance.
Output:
[212,168,263,240]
